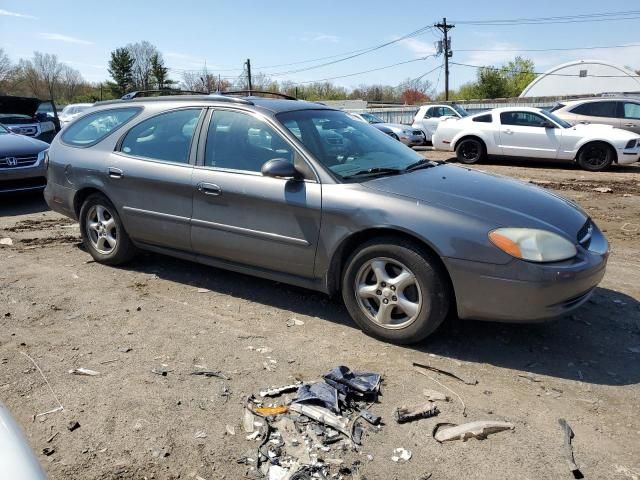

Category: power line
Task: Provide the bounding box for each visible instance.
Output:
[453,10,640,26]
[451,61,640,78]
[456,43,640,53]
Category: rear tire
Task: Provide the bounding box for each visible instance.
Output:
[456,137,486,164]
[342,238,450,344]
[79,193,136,265]
[577,142,614,171]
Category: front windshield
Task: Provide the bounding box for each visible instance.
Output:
[277,109,425,180]
[452,104,470,117]
[0,124,8,134]
[359,113,384,124]
[542,110,572,128]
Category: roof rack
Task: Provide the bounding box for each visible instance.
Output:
[121,89,207,100]
[95,94,254,107]
[220,90,298,101]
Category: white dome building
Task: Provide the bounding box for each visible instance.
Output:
[520,60,640,98]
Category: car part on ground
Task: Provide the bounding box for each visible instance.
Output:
[0,123,49,193]
[0,96,61,143]
[433,106,640,171]
[44,94,609,343]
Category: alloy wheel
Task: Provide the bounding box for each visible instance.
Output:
[86,205,118,254]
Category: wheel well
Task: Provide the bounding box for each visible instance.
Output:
[73,187,105,217]
[576,140,618,163]
[453,135,485,151]
[327,228,457,312]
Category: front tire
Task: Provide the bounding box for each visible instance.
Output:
[79,193,136,265]
[577,142,614,171]
[342,238,450,344]
[456,138,486,164]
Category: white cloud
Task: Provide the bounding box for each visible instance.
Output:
[398,37,437,57]
[300,32,340,43]
[0,9,37,19]
[39,33,93,46]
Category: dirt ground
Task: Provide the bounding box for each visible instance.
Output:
[1,153,639,480]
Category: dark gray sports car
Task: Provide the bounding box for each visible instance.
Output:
[0,123,49,193]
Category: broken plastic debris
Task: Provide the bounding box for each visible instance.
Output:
[255,347,273,354]
[191,370,229,380]
[413,361,477,385]
[433,420,514,442]
[68,368,100,376]
[0,238,13,246]
[286,318,305,327]
[359,410,381,425]
[294,382,339,412]
[593,187,613,193]
[226,424,236,435]
[259,382,301,397]
[243,409,257,433]
[289,403,351,439]
[558,418,583,479]
[194,431,207,439]
[395,403,439,424]
[254,405,289,416]
[324,365,381,395]
[422,389,449,402]
[391,447,412,462]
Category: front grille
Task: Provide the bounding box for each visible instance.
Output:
[0,176,46,193]
[0,155,39,169]
[412,130,424,136]
[577,220,593,249]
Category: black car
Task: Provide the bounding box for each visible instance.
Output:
[0,96,61,143]
[0,123,49,193]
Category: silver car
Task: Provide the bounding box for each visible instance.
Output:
[552,98,640,135]
[350,112,425,146]
[44,94,608,344]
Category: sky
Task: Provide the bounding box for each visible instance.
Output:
[1,0,639,93]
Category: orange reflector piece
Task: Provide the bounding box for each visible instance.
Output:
[489,231,522,258]
[254,405,289,416]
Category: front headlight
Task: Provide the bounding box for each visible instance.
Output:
[402,129,412,136]
[37,149,48,167]
[489,228,577,262]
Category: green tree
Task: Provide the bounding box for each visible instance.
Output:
[108,48,133,96]
[150,53,169,89]
[501,56,536,97]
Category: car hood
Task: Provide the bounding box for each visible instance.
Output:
[0,96,41,117]
[569,123,639,139]
[364,164,588,237]
[0,133,49,156]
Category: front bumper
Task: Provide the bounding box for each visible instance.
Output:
[444,229,609,322]
[618,147,640,165]
[399,132,426,147]
[0,161,46,193]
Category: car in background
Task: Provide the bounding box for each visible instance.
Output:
[45,94,608,344]
[59,103,94,128]
[551,98,640,135]
[412,103,469,141]
[0,96,61,143]
[433,107,640,171]
[0,122,49,193]
[350,112,425,146]
[0,402,47,480]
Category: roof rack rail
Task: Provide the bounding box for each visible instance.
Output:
[220,90,298,101]
[121,89,206,100]
[95,94,253,107]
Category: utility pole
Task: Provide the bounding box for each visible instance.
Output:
[245,58,252,94]
[435,17,454,101]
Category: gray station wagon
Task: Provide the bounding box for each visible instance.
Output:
[44,92,609,344]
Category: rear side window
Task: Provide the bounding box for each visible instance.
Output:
[570,101,616,118]
[500,111,547,127]
[62,108,140,147]
[120,108,202,164]
[473,114,492,123]
[622,102,640,120]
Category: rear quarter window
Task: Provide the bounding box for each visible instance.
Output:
[61,107,141,147]
[472,114,492,123]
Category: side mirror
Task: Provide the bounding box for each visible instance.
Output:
[261,158,300,180]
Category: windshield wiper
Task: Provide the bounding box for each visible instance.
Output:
[404,159,438,172]
[342,167,403,179]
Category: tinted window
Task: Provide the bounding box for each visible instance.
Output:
[120,108,202,163]
[622,102,640,120]
[500,111,547,127]
[570,101,617,118]
[62,108,140,147]
[473,114,492,123]
[205,110,293,172]
[451,104,470,117]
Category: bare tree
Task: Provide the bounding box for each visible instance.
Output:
[0,48,12,83]
[59,65,84,100]
[181,66,229,93]
[126,41,159,91]
[31,52,64,100]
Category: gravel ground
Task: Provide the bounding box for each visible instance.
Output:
[1,153,639,480]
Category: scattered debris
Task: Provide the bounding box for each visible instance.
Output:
[255,405,289,416]
[259,382,302,397]
[67,420,80,432]
[395,403,439,424]
[118,346,132,353]
[197,288,210,293]
[255,347,273,354]
[195,431,207,439]
[46,432,59,443]
[19,351,64,417]
[226,425,236,436]
[190,370,229,380]
[42,447,55,456]
[413,361,478,385]
[286,318,305,327]
[391,447,412,462]
[294,382,340,412]
[0,237,13,246]
[289,403,352,439]
[593,187,613,193]
[151,367,170,376]
[359,410,381,426]
[69,368,100,376]
[423,389,449,402]
[518,372,542,383]
[558,418,583,479]
[414,367,467,417]
[433,420,514,442]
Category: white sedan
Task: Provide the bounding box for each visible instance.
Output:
[433,107,640,171]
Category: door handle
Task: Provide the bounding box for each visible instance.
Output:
[108,167,124,179]
[197,182,222,196]
[624,123,636,127]
[504,129,513,134]
[578,121,590,125]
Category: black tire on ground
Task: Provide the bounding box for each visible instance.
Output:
[576,141,614,172]
[455,137,486,164]
[79,193,136,265]
[341,237,451,345]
